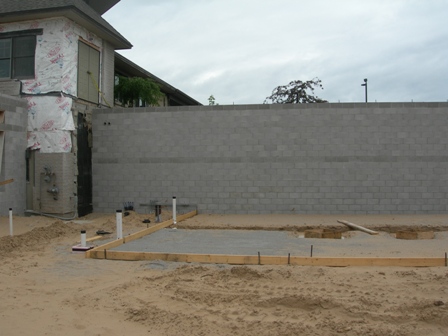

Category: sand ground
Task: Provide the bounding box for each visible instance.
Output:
[0,211,448,336]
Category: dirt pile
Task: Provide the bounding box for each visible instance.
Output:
[0,221,78,255]
[68,264,448,336]
[1,213,448,335]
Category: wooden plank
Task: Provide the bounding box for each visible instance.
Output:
[85,238,124,258]
[123,220,173,244]
[304,229,342,239]
[88,249,107,259]
[123,210,197,244]
[396,231,434,240]
[91,250,446,267]
[0,178,14,186]
[176,210,198,222]
[289,257,444,267]
[86,210,197,258]
[86,235,103,242]
[337,220,379,235]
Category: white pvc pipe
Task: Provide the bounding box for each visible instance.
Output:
[80,230,86,247]
[9,208,13,236]
[116,210,123,239]
[172,196,177,225]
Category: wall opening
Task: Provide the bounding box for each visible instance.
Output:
[0,131,4,179]
[77,112,93,216]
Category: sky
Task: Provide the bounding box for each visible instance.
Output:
[103,0,448,105]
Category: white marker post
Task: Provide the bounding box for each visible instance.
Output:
[80,230,86,247]
[116,210,123,239]
[172,196,177,225]
[9,208,13,236]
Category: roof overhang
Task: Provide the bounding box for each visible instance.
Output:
[0,6,132,50]
[82,0,120,15]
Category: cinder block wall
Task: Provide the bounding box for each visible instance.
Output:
[33,152,76,214]
[0,93,27,216]
[92,103,448,214]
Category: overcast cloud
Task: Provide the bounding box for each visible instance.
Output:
[103,0,448,105]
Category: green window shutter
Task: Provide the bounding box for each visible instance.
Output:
[88,46,100,102]
[78,41,100,103]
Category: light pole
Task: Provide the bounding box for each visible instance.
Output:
[361,78,368,102]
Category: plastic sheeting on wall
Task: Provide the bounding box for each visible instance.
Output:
[27,95,74,131]
[28,129,72,153]
[26,95,75,153]
[0,17,101,96]
[0,17,102,153]
[26,95,75,132]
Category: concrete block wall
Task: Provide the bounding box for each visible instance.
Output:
[0,80,21,97]
[0,93,27,216]
[92,103,448,214]
[33,152,76,214]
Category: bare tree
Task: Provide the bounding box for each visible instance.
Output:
[264,78,327,104]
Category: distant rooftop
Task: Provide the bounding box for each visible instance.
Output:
[82,0,120,15]
[115,53,203,106]
[0,0,131,49]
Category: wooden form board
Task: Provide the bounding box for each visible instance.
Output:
[86,235,103,242]
[86,209,446,267]
[87,250,446,267]
[304,229,342,239]
[85,210,197,258]
[396,231,435,240]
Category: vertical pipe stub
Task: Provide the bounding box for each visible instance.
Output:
[155,204,161,223]
[116,210,123,240]
[9,208,13,236]
[80,230,86,247]
[172,196,177,225]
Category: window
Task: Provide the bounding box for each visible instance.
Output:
[78,41,100,103]
[0,30,40,79]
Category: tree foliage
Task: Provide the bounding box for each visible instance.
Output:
[114,76,165,107]
[264,78,327,104]
[208,94,218,105]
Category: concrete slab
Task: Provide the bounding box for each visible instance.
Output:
[111,229,448,258]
